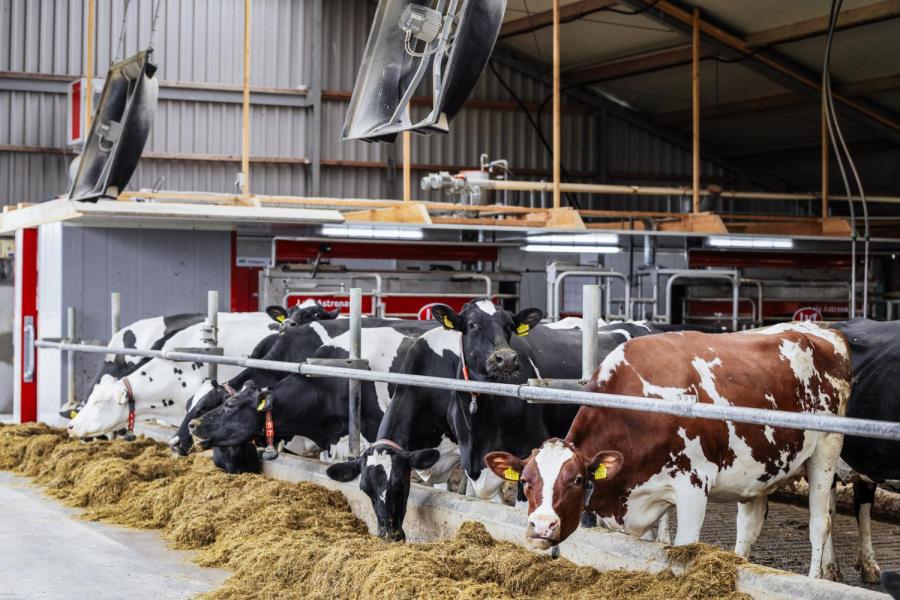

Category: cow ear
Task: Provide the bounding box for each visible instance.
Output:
[325,308,341,320]
[484,451,526,482]
[408,448,441,470]
[431,304,462,331]
[326,459,362,482]
[266,305,289,324]
[512,308,543,336]
[587,450,623,481]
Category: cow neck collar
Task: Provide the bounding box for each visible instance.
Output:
[122,377,136,441]
[458,334,479,414]
[373,439,405,453]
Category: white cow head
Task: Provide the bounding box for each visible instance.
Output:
[67,375,130,438]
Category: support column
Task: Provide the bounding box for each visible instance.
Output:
[402,131,412,201]
[241,0,251,197]
[822,96,830,218]
[552,0,562,209]
[85,0,95,131]
[691,7,701,213]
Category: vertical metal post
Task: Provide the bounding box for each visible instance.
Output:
[731,277,740,331]
[552,0,561,210]
[582,285,600,380]
[821,96,829,219]
[402,132,412,201]
[348,288,362,457]
[206,291,219,381]
[240,0,251,197]
[310,0,323,196]
[66,307,76,409]
[85,0,95,132]
[691,7,701,214]
[110,292,121,335]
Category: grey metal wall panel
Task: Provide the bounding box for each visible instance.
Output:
[59,226,231,400]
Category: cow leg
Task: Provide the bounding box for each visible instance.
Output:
[806,433,842,579]
[734,495,767,558]
[656,512,672,545]
[673,485,708,545]
[821,485,843,582]
[854,481,881,584]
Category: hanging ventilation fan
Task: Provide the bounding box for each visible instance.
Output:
[68,49,159,202]
[342,0,507,143]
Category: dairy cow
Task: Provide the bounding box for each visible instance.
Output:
[824,318,900,582]
[188,322,437,482]
[486,322,852,579]
[68,312,274,438]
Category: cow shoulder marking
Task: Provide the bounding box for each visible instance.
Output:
[474,299,497,315]
[778,339,819,392]
[422,327,460,358]
[691,356,726,405]
[534,441,574,517]
[309,321,331,344]
[755,322,849,359]
[595,344,628,386]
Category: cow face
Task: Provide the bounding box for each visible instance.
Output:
[485,439,622,549]
[170,380,229,456]
[188,382,265,449]
[266,300,340,332]
[326,444,440,542]
[431,300,542,381]
[67,375,130,438]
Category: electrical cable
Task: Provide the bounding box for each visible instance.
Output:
[823,0,870,316]
[487,61,582,210]
[114,0,132,64]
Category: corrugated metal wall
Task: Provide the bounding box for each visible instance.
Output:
[0,0,740,208]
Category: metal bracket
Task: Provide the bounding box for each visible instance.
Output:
[304,357,371,376]
[23,316,35,383]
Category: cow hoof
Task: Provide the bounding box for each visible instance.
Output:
[857,559,881,584]
[822,562,843,582]
[580,511,598,529]
[550,545,560,559]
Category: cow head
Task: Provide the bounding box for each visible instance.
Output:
[430,299,542,382]
[326,443,440,542]
[67,375,131,438]
[266,300,340,332]
[485,439,622,549]
[188,381,265,450]
[170,380,229,456]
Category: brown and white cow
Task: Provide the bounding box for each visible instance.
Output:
[486,322,852,579]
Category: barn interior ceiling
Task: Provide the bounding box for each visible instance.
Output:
[497,0,900,198]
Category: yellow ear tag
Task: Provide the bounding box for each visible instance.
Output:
[516,323,530,336]
[503,467,520,482]
[443,316,454,330]
[257,399,267,412]
[69,411,78,419]
[593,464,607,480]
[276,314,286,323]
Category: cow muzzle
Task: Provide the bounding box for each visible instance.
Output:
[487,347,519,376]
[168,435,189,456]
[377,525,406,543]
[526,515,561,549]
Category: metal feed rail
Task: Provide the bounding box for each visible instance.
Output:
[35,338,900,443]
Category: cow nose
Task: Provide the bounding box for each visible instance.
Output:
[529,514,560,539]
[489,348,519,372]
[188,419,201,433]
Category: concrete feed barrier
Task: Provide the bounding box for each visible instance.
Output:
[136,424,887,600]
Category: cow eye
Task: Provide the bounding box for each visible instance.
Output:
[574,475,583,486]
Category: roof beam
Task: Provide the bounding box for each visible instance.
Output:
[745,0,900,48]
[500,0,617,39]
[489,46,788,191]
[618,0,900,145]
[654,73,900,125]
[565,44,713,83]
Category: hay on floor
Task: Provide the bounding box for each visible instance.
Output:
[0,423,750,600]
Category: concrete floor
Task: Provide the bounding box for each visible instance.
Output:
[0,472,228,599]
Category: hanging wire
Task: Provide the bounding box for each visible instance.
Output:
[114,0,132,63]
[149,0,164,49]
[823,0,870,317]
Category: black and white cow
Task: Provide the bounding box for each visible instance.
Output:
[60,313,205,418]
[265,299,342,332]
[826,318,900,583]
[169,316,408,457]
[68,312,274,438]
[188,321,436,477]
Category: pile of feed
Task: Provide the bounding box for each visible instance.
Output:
[0,423,750,600]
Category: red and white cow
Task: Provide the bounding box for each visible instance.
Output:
[486,322,852,579]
